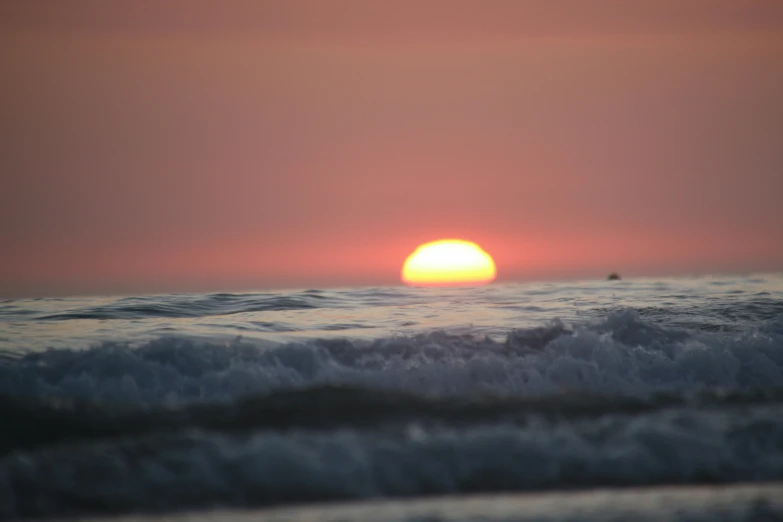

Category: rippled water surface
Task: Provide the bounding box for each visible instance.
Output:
[1,274,783,520]
[3,274,782,352]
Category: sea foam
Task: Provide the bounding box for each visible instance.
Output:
[3,401,783,518]
[1,311,781,405]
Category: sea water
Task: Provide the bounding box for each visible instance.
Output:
[1,274,783,520]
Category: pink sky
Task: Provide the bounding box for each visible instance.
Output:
[1,1,782,296]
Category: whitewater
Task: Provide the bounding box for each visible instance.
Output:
[1,273,783,521]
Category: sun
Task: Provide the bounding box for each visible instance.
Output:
[402,239,497,287]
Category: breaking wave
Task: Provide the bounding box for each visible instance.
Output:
[3,391,783,519]
[2,307,783,519]
[2,311,781,405]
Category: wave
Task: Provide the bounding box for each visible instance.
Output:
[2,393,783,519]
[15,287,781,328]
[609,297,783,332]
[2,384,783,457]
[32,292,339,321]
[2,310,782,405]
[3,309,783,519]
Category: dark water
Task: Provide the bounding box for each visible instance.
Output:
[1,274,782,519]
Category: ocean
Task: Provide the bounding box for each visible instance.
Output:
[1,273,783,521]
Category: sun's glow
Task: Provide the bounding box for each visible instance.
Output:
[402,239,497,287]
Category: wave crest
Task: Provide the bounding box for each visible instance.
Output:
[3,401,783,519]
[2,311,782,405]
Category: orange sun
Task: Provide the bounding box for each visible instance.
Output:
[402,239,497,287]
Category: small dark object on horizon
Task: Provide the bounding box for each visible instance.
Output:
[607,272,621,281]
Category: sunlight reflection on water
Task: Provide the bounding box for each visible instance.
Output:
[1,273,782,352]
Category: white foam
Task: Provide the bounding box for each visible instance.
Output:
[2,404,783,518]
[1,312,782,405]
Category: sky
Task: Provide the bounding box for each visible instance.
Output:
[1,0,782,297]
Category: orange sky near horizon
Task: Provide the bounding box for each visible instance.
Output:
[1,1,782,297]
